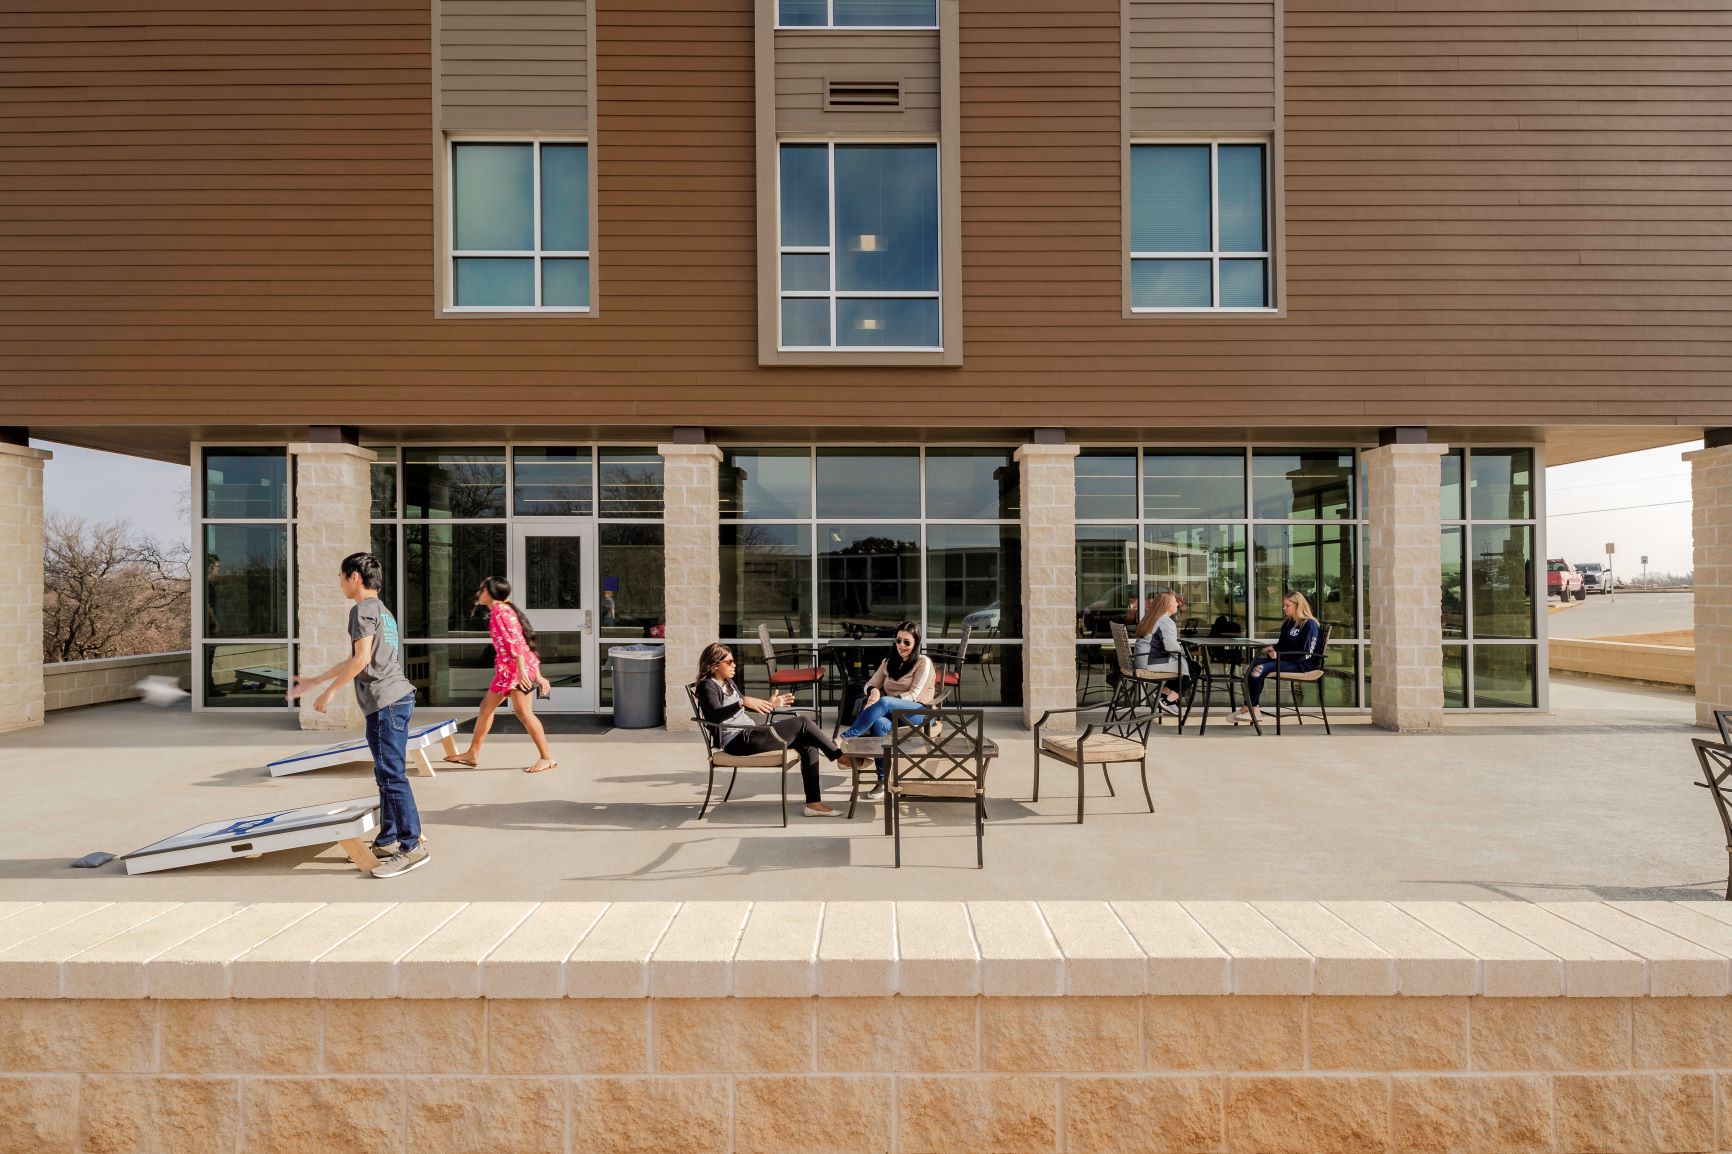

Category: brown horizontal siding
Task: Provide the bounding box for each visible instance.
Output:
[774,28,939,133]
[0,0,1727,442]
[437,0,587,132]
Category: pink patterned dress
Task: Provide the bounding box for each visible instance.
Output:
[488,602,540,696]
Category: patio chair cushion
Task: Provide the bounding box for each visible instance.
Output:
[893,780,979,799]
[1040,732,1147,764]
[936,669,961,685]
[711,750,796,768]
[1269,668,1325,682]
[768,667,824,685]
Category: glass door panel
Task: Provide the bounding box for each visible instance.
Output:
[511,522,597,711]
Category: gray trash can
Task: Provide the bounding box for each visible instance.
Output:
[608,645,666,729]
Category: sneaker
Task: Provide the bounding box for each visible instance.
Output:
[1159,698,1180,717]
[367,840,401,859]
[371,843,430,878]
[863,784,887,801]
[803,804,846,818]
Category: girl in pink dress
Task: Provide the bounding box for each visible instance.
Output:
[444,576,557,773]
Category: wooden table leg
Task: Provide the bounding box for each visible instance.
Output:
[338,838,381,872]
[413,748,436,778]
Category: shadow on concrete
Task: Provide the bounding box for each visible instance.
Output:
[1420,878,1725,902]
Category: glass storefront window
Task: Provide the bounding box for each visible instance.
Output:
[1076,451,1137,520]
[1470,449,1533,520]
[1142,452,1245,519]
[1441,526,1465,639]
[1471,524,1535,638]
[203,448,286,519]
[1252,450,1354,520]
[536,632,584,696]
[514,448,593,516]
[403,448,506,519]
[204,524,288,639]
[403,644,494,707]
[403,523,506,638]
[1474,645,1536,708]
[818,449,919,519]
[599,448,664,518]
[818,523,919,636]
[370,461,397,519]
[939,642,1023,708]
[720,524,812,637]
[1443,645,1467,709]
[370,524,397,616]
[600,524,665,638]
[1076,525,1136,640]
[203,643,292,709]
[1252,523,1356,637]
[1144,524,1247,631]
[721,449,812,518]
[1440,450,1463,520]
[923,449,1018,519]
[925,524,1020,638]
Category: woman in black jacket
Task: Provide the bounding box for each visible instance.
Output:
[695,641,846,817]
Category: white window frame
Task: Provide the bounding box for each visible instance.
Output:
[776,140,943,352]
[774,0,938,30]
[1130,139,1275,314]
[447,137,591,314]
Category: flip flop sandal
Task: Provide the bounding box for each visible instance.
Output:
[525,760,558,774]
[443,754,479,767]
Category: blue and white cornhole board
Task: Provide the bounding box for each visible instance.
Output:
[122,796,382,875]
[267,718,461,778]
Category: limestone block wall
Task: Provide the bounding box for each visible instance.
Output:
[43,651,191,712]
[659,444,722,733]
[288,443,375,733]
[1690,443,1732,726]
[1364,443,1446,733]
[0,442,50,734]
[1016,444,1080,730]
[4,900,1732,1152]
[1549,638,1695,690]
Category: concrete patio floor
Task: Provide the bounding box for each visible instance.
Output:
[0,675,1715,903]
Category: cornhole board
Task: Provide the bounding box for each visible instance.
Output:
[122,796,383,875]
[267,718,461,778]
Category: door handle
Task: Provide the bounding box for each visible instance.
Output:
[582,608,593,635]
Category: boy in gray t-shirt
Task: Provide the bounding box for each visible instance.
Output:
[288,551,429,878]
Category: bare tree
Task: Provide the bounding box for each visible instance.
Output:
[43,514,190,662]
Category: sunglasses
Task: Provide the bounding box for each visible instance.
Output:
[895,637,915,647]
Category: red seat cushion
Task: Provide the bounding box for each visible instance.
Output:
[768,668,824,684]
[938,671,961,685]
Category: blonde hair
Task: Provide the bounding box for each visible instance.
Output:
[1282,590,1315,622]
[1135,591,1179,638]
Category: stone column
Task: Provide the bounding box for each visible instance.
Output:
[1015,442,1080,730]
[1688,439,1732,728]
[1364,441,1447,732]
[659,442,722,732]
[289,441,375,732]
[0,441,51,734]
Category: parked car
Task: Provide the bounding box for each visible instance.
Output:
[1575,561,1609,595]
[1547,558,1585,601]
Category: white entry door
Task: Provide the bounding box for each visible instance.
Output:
[510,522,598,711]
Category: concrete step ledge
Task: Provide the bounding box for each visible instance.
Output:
[0,900,1730,1001]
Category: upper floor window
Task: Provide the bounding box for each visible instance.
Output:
[778,142,940,350]
[449,140,589,311]
[1130,142,1271,311]
[778,0,937,28]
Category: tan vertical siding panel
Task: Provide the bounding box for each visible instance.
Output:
[774,29,940,134]
[438,0,588,132]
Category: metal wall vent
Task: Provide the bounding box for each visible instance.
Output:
[825,79,903,111]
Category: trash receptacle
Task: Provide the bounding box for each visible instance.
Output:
[608,645,666,729]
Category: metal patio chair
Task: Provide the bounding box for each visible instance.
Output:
[1693,737,1732,900]
[1032,697,1158,824]
[884,705,990,867]
[1263,621,1335,735]
[1109,620,1184,722]
[758,622,825,726]
[684,682,799,828]
[927,621,972,708]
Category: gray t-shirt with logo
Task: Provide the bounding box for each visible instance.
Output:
[347,596,415,715]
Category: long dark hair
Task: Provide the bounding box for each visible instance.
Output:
[477,576,539,657]
[886,620,922,680]
[698,641,734,683]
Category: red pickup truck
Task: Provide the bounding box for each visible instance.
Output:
[1547,558,1585,601]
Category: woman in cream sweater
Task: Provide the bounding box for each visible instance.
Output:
[838,621,936,801]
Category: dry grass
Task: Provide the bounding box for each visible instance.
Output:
[1592,629,1695,648]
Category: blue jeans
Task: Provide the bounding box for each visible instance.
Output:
[843,695,923,782]
[364,693,421,849]
[1245,660,1311,708]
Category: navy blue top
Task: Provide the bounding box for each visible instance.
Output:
[1275,617,1323,671]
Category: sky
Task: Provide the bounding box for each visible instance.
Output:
[31,436,1703,577]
